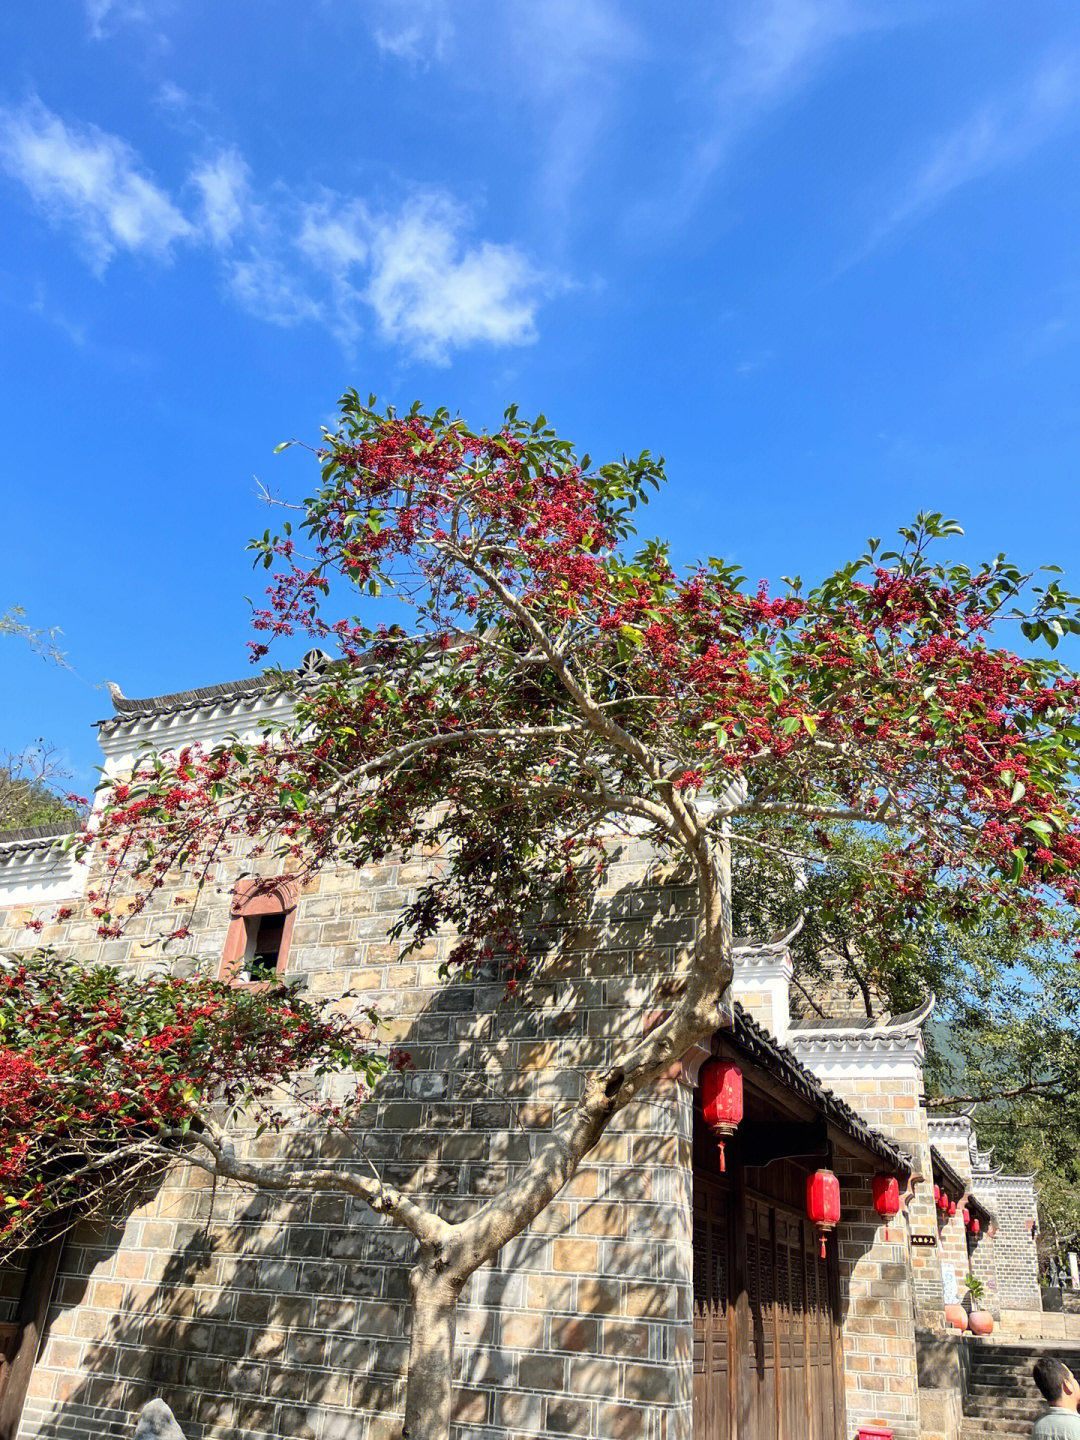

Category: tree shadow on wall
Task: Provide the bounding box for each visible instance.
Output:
[28,846,713,1440]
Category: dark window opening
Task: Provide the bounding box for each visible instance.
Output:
[240,912,286,983]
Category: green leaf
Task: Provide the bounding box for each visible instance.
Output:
[273,441,292,454]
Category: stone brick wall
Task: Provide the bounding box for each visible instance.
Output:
[788,1030,928,1440]
[926,1121,973,1320]
[991,1175,1041,1313]
[966,1172,1001,1318]
[833,1164,922,1440]
[2,828,699,1440]
[0,1254,28,1326]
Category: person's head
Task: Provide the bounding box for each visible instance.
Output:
[1034,1357,1080,1410]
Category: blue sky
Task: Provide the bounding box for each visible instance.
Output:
[3,1,1080,793]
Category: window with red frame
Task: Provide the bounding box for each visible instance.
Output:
[221,876,299,988]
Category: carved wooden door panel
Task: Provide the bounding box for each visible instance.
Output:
[693,1176,733,1440]
[743,1196,845,1440]
[694,1178,845,1440]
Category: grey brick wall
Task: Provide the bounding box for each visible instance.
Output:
[991,1175,1041,1313]
[3,836,697,1440]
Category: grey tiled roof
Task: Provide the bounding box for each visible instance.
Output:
[95,649,344,732]
[727,1004,913,1175]
[0,823,78,854]
[791,999,934,1033]
[98,672,287,729]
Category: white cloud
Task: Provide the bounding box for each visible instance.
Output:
[190,147,251,247]
[227,252,322,328]
[0,99,193,273]
[364,194,542,361]
[297,191,547,361]
[0,100,549,359]
[641,0,895,234]
[369,0,453,64]
[852,50,1080,261]
[297,198,369,272]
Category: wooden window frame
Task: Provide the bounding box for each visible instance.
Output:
[220,875,299,990]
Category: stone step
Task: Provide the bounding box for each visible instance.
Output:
[968,1382,1050,1399]
[963,1404,1047,1422]
[962,1426,1034,1440]
[970,1345,1080,1360]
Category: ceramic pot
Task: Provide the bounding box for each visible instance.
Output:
[944,1304,968,1331]
[968,1309,994,1336]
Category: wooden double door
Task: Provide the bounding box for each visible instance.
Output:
[693,1172,845,1440]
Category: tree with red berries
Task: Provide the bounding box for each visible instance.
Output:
[0,950,383,1259]
[85,397,1080,1440]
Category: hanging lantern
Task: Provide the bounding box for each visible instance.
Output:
[971,1217,981,1237]
[948,1199,957,1217]
[700,1058,744,1173]
[807,1169,841,1258]
[933,1184,941,1205]
[937,1191,948,1214]
[962,1207,971,1230]
[873,1175,901,1241]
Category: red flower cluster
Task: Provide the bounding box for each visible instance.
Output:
[0,951,382,1256]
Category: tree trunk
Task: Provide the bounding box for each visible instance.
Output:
[401,1256,460,1440]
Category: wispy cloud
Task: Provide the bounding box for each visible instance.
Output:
[850,49,1080,264]
[190,147,251,246]
[370,0,454,64]
[0,99,193,273]
[85,0,144,38]
[505,0,642,226]
[361,0,642,233]
[227,253,323,328]
[0,98,551,360]
[636,0,897,235]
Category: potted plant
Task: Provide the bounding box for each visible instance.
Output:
[964,1274,994,1335]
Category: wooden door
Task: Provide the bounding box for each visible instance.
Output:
[694,1181,845,1440]
[744,1195,844,1440]
[693,1176,733,1440]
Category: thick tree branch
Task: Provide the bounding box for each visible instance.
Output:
[168,1126,452,1246]
[927,1079,1065,1108]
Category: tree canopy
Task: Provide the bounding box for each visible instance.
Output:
[61,398,1080,1439]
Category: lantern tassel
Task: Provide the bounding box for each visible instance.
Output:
[718,1140,726,1173]
[885,1224,890,1241]
[820,1235,826,1259]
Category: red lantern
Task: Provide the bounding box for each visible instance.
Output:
[933,1184,941,1205]
[971,1217,981,1237]
[962,1207,971,1230]
[948,1199,957,1217]
[873,1175,901,1241]
[700,1058,743,1173]
[807,1169,841,1258]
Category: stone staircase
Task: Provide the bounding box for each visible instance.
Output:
[960,1340,1080,1438]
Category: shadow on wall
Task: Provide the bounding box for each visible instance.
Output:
[22,849,700,1440]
